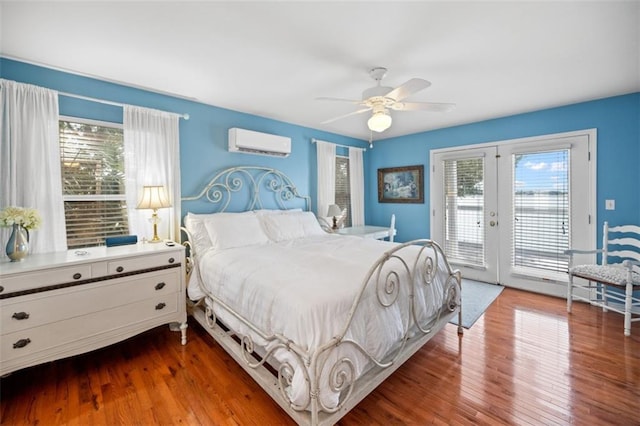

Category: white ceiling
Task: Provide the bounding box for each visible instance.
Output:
[1,1,639,140]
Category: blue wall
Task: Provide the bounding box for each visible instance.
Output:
[0,58,367,217]
[366,93,640,242]
[2,57,638,244]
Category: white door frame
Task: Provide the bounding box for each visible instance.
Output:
[430,129,597,297]
[431,146,499,283]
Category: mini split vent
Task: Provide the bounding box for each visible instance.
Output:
[228,128,291,157]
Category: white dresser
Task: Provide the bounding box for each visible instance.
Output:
[0,242,187,376]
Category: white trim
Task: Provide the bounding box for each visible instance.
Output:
[2,54,198,105]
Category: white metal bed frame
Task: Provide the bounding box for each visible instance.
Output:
[181,166,463,425]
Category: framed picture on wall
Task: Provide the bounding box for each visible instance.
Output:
[377,165,424,204]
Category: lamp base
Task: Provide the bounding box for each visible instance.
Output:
[148,211,163,243]
[332,216,338,230]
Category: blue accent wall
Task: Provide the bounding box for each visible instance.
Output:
[366,93,640,242]
[2,57,638,244]
[0,58,366,217]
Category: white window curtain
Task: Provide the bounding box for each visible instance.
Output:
[316,140,336,220]
[124,106,181,242]
[0,79,67,254]
[348,147,365,226]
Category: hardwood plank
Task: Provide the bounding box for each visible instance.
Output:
[1,288,638,425]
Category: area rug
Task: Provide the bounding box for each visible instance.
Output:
[449,279,504,329]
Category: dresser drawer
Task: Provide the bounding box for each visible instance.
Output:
[0,264,93,295]
[1,292,180,364]
[0,268,180,334]
[107,251,181,274]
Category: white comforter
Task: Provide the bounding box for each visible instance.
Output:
[189,234,451,409]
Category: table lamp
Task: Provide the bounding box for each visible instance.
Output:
[327,204,342,230]
[136,185,172,242]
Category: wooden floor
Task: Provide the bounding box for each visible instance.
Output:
[1,287,639,425]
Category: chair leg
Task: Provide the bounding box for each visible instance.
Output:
[567,273,573,313]
[624,282,632,337]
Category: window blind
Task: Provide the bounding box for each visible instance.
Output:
[59,119,129,248]
[335,156,352,227]
[512,150,569,273]
[444,158,485,266]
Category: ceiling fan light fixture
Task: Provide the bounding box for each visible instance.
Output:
[367,110,392,133]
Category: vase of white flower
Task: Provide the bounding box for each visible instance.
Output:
[1,206,41,261]
[6,223,29,261]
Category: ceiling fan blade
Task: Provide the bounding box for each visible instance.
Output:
[316,96,362,104]
[321,107,372,124]
[391,101,456,112]
[384,78,431,102]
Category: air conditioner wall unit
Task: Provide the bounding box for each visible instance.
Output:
[228,128,291,157]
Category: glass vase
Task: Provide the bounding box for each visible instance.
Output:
[6,224,29,262]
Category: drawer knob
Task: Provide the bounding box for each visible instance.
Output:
[73,273,82,280]
[116,266,124,273]
[168,257,175,264]
[0,285,4,293]
[13,338,31,349]
[155,282,166,290]
[155,302,166,310]
[12,312,30,320]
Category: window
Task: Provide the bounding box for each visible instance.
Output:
[512,149,570,273]
[59,118,129,248]
[443,157,485,266]
[335,156,352,227]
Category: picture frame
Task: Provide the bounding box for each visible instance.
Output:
[377,165,424,204]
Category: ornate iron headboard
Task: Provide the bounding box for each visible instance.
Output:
[181,166,311,213]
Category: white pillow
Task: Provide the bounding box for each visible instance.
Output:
[183,212,215,255]
[203,213,270,250]
[184,211,255,254]
[259,211,325,242]
[254,208,303,216]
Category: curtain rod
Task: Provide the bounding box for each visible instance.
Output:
[58,91,190,120]
[311,138,366,151]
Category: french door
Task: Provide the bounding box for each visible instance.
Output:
[431,130,596,297]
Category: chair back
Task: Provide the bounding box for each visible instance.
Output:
[389,214,396,243]
[603,222,640,266]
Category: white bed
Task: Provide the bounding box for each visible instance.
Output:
[181,166,462,425]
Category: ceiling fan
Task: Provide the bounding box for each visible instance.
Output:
[318,67,455,133]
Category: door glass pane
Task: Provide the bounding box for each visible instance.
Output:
[512,150,569,273]
[444,158,484,266]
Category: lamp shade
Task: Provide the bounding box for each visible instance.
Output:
[367,111,392,133]
[136,185,172,210]
[327,204,342,217]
